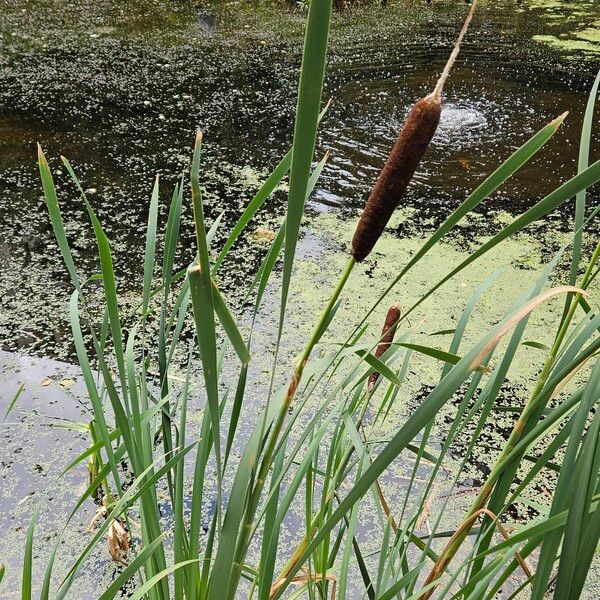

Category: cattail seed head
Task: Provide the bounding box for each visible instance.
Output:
[351,95,441,262]
[368,303,401,390]
[351,1,477,262]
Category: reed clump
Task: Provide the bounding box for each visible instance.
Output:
[19,1,600,599]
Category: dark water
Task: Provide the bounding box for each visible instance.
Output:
[0,0,598,360]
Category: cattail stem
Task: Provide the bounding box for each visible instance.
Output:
[432,0,478,99]
[231,257,356,590]
[272,304,406,590]
[363,305,402,539]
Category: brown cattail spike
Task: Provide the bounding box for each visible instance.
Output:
[351,0,478,262]
[368,304,401,390]
[351,95,441,262]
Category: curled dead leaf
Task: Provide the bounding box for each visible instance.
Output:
[270,570,337,599]
[107,519,129,565]
[251,227,276,244]
[417,483,439,530]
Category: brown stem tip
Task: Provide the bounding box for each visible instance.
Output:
[368,303,401,389]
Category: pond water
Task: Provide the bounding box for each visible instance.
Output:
[1,0,599,596]
[0,0,598,359]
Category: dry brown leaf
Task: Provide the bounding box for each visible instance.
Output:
[41,377,52,386]
[270,571,337,599]
[420,507,534,600]
[251,227,276,244]
[107,519,129,565]
[416,483,439,529]
[59,378,75,388]
[470,286,587,370]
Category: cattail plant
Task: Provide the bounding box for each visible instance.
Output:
[254,8,479,587]
[351,0,478,261]
[267,0,479,447]
[262,2,478,505]
[270,303,403,592]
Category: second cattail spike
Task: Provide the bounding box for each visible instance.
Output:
[368,304,402,390]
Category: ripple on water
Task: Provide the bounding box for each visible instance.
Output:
[313,58,598,212]
[433,100,489,148]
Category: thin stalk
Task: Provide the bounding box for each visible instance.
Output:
[420,383,550,596]
[432,0,478,99]
[229,257,356,594]
[273,373,405,590]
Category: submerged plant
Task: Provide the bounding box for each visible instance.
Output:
[20,1,600,599]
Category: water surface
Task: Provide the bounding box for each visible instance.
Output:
[0,0,598,359]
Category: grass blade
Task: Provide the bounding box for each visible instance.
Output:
[21,502,41,600]
[5,382,24,418]
[280,0,332,326]
[38,146,81,291]
[98,535,167,600]
[569,69,600,288]
[188,130,222,482]
[142,175,160,318]
[211,279,251,365]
